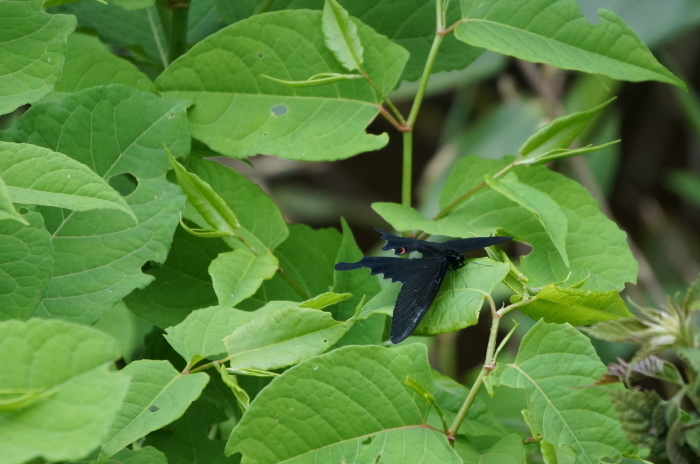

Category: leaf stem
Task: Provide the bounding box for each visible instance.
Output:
[167,0,190,65]
[432,161,515,222]
[278,266,311,300]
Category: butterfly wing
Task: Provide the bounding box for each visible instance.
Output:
[335,257,421,283]
[373,228,422,255]
[335,256,449,343]
[389,256,449,344]
[441,235,512,253]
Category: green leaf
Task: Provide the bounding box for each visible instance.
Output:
[224,305,359,371]
[101,359,210,458]
[107,446,168,464]
[431,372,508,439]
[49,33,156,100]
[225,0,480,82]
[168,151,241,236]
[164,301,297,363]
[490,321,631,463]
[485,173,569,266]
[0,211,52,321]
[322,0,364,71]
[416,257,510,336]
[0,141,136,221]
[185,159,289,252]
[454,433,525,464]
[251,224,342,304]
[539,441,578,464]
[226,344,461,463]
[517,98,616,164]
[0,177,28,225]
[0,319,129,464]
[210,249,278,307]
[375,156,637,290]
[456,0,685,89]
[156,10,408,161]
[0,0,76,114]
[299,291,352,309]
[145,399,238,464]
[522,285,632,325]
[126,226,223,328]
[582,317,654,344]
[332,218,382,320]
[218,365,251,411]
[262,71,363,87]
[3,85,189,323]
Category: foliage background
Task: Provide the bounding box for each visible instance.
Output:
[1,0,700,463]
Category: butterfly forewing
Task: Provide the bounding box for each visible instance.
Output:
[442,235,512,253]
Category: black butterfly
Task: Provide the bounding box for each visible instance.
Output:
[335,229,512,343]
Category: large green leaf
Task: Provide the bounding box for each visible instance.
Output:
[489,321,631,463]
[0,0,76,114]
[0,211,52,321]
[225,0,481,82]
[456,0,684,89]
[156,10,408,161]
[0,319,129,464]
[0,141,136,220]
[2,84,189,323]
[374,156,637,290]
[101,360,210,457]
[226,344,461,463]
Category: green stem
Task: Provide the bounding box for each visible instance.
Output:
[448,311,500,436]
[448,295,530,436]
[167,0,190,65]
[406,6,445,128]
[254,0,275,15]
[402,132,413,206]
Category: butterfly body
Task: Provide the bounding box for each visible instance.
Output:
[335,228,511,343]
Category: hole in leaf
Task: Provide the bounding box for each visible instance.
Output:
[149,405,159,412]
[270,104,287,117]
[108,173,138,197]
[362,436,373,445]
[257,52,263,58]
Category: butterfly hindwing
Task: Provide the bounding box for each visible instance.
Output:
[389,256,449,343]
